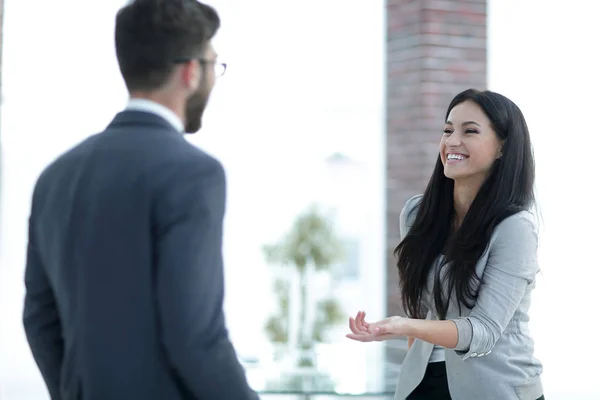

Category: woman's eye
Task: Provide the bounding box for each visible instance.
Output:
[443,129,452,135]
[465,129,479,134]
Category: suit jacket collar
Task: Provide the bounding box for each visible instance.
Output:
[107,110,181,135]
[125,98,184,132]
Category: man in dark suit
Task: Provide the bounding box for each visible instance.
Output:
[22,1,258,399]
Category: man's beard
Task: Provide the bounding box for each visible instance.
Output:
[184,86,210,134]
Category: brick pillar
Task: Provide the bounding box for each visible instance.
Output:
[385,0,487,370]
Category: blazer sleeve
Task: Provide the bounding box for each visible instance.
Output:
[154,157,258,400]
[23,210,64,400]
[451,212,539,360]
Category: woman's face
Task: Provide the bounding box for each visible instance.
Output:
[440,101,503,184]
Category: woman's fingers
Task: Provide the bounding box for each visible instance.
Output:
[347,313,402,341]
[357,311,369,331]
[349,310,382,334]
[355,311,362,327]
[349,316,365,335]
[352,311,366,332]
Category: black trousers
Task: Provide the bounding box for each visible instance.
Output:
[406,361,545,400]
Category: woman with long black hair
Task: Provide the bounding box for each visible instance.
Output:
[346,89,544,399]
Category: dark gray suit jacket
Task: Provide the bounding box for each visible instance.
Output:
[23,110,258,400]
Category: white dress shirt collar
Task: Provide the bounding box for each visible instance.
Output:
[125,98,184,133]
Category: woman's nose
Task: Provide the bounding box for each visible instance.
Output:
[445,132,461,147]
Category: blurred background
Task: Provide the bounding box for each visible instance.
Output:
[0,0,599,399]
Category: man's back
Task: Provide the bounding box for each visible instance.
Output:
[23,111,257,400]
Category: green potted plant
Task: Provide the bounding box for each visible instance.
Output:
[263,205,346,369]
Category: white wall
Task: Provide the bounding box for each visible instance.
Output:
[489,1,600,398]
[0,1,129,397]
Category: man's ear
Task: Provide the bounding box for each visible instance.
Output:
[181,59,201,92]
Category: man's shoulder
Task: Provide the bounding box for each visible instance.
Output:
[161,139,223,174]
[191,147,224,173]
[35,134,99,184]
[147,141,226,198]
[98,116,222,172]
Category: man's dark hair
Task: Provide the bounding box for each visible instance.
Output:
[115,0,220,92]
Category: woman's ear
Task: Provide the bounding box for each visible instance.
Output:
[497,140,505,159]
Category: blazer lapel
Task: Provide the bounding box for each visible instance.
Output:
[393,310,435,400]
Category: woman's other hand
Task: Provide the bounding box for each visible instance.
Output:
[346,310,409,342]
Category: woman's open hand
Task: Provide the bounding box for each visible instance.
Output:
[346,311,409,342]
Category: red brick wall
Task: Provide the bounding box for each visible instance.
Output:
[385,0,487,366]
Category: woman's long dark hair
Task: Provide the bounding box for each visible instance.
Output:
[394,89,535,320]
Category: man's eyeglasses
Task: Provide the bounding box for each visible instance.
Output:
[173,58,227,77]
[210,61,227,77]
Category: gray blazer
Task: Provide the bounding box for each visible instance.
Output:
[393,195,544,400]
